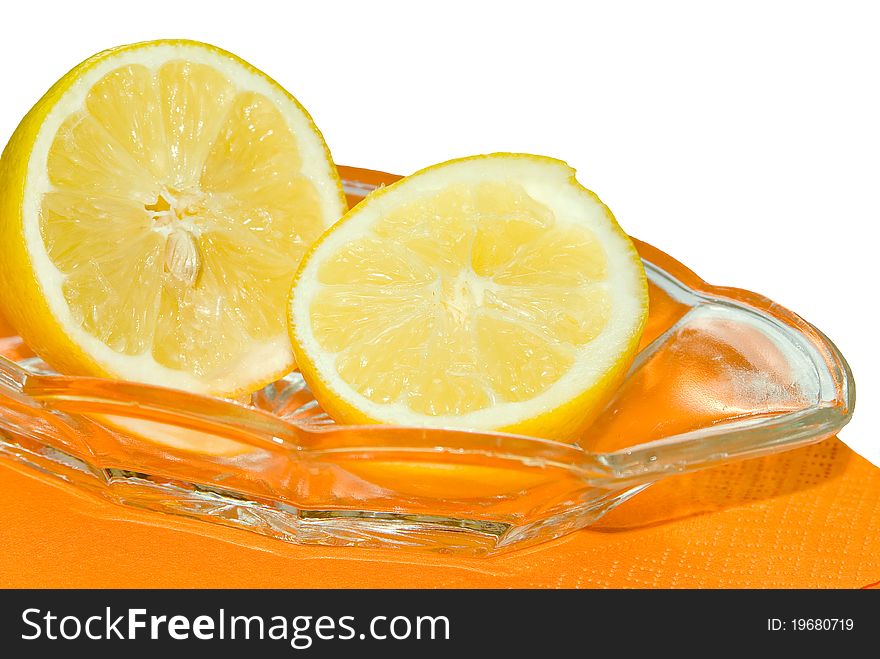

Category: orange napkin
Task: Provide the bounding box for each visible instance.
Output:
[0,436,877,588]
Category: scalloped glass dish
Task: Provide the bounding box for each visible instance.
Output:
[0,165,854,555]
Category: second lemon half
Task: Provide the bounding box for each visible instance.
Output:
[289,154,649,440]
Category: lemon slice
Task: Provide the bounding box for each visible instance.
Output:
[0,40,346,396]
[289,154,648,440]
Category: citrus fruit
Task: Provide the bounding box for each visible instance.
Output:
[288,154,648,440]
[0,40,346,396]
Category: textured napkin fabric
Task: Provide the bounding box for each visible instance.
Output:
[0,436,877,588]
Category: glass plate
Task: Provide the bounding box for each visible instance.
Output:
[0,165,855,555]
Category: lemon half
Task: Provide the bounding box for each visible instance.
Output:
[0,40,346,396]
[289,154,648,440]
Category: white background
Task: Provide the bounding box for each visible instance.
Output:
[1,0,876,465]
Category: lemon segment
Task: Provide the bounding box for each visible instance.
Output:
[289,154,648,440]
[0,40,347,396]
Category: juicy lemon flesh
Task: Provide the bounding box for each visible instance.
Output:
[41,61,325,380]
[309,181,612,416]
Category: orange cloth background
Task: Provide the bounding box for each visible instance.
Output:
[1,436,877,588]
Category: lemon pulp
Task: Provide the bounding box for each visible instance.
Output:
[313,181,611,414]
[44,61,325,377]
[290,155,648,438]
